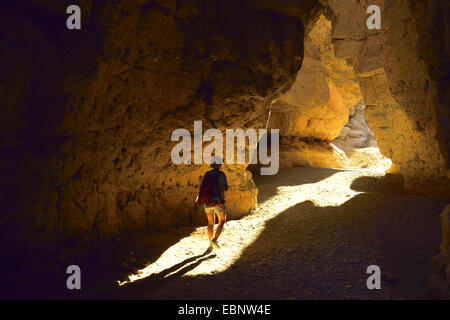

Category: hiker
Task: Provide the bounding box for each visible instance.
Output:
[196,157,228,250]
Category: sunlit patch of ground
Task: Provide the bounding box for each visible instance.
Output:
[343,147,392,170]
[102,166,447,300]
[119,169,386,285]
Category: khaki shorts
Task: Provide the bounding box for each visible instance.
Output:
[203,204,225,214]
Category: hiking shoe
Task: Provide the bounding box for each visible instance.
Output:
[211,239,221,250]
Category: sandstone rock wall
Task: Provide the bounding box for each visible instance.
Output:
[322,0,449,296]
[271,0,448,183]
[324,0,448,188]
[428,204,450,299]
[332,102,392,170]
[333,102,377,150]
[268,14,361,169]
[270,14,362,140]
[0,0,448,269]
[0,0,320,254]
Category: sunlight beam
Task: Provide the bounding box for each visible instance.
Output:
[119,170,385,285]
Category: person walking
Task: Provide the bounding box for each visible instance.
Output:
[196,157,228,250]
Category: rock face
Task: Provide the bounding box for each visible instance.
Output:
[333,102,377,150]
[271,1,449,184]
[269,14,362,169]
[324,0,449,189]
[0,0,320,256]
[322,0,449,296]
[332,102,392,170]
[272,14,362,141]
[428,204,450,299]
[0,1,449,296]
[278,138,348,169]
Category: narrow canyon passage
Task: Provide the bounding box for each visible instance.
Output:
[1,0,449,300]
[80,167,447,300]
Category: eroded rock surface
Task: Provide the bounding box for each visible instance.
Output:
[0,1,320,258]
[0,0,449,298]
[269,14,362,169]
[325,0,448,189]
[272,14,361,141]
[333,102,377,150]
[428,204,450,299]
[271,1,449,185]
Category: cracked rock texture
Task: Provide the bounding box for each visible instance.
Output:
[271,1,449,184]
[0,0,317,255]
[270,14,362,169]
[428,204,450,299]
[271,14,362,142]
[333,101,377,150]
[0,1,448,298]
[324,0,449,189]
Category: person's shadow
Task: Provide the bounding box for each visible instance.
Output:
[110,247,217,298]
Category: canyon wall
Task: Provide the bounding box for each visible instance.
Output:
[269,14,362,169]
[0,0,321,255]
[428,204,450,298]
[0,0,448,273]
[324,0,449,192]
[269,0,448,185]
[321,0,449,297]
[333,102,378,150]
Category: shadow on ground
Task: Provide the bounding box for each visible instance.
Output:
[0,225,197,299]
[71,226,199,299]
[253,167,341,203]
[113,191,447,299]
[110,249,217,298]
[50,167,447,300]
[350,173,404,193]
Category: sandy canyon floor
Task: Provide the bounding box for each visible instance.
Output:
[68,166,449,300]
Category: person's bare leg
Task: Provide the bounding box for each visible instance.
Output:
[214,210,226,241]
[206,210,215,245]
